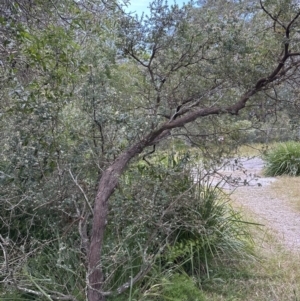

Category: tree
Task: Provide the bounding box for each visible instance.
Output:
[1,0,300,300]
[87,1,300,300]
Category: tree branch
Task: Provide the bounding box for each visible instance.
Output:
[259,0,286,30]
[69,169,94,215]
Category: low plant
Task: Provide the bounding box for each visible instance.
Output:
[264,141,300,176]
[104,152,255,300]
[154,273,205,301]
[162,181,255,279]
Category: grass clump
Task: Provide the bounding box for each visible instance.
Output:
[162,182,255,279]
[264,141,300,176]
[140,273,205,301]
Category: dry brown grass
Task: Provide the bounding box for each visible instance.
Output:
[236,143,277,157]
[247,205,300,300]
[207,144,300,301]
[268,176,300,211]
[203,218,300,301]
[205,200,300,301]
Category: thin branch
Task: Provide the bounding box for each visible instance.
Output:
[142,145,156,165]
[116,263,152,295]
[127,48,149,68]
[16,285,77,301]
[0,235,9,273]
[286,10,300,38]
[259,0,286,29]
[69,170,94,215]
[26,271,54,301]
[76,200,90,257]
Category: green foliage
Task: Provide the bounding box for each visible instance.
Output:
[162,181,255,278]
[0,240,85,301]
[104,152,254,299]
[103,152,194,292]
[1,0,300,300]
[0,291,35,301]
[264,142,300,176]
[155,273,205,301]
[25,242,86,300]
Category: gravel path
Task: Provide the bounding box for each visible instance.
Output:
[214,157,300,251]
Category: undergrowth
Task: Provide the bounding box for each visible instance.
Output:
[264,141,300,176]
[106,152,256,301]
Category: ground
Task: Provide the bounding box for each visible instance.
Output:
[212,157,300,251]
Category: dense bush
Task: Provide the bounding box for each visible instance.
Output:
[105,152,255,300]
[264,141,300,176]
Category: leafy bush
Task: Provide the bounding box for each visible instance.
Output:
[264,141,300,176]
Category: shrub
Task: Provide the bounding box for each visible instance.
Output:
[158,273,206,301]
[162,181,255,278]
[264,141,300,176]
[105,152,255,300]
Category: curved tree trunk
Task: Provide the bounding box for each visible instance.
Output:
[87,142,146,301]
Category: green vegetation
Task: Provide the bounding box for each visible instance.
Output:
[264,141,300,176]
[237,143,274,157]
[102,152,255,300]
[156,273,206,301]
[1,0,300,300]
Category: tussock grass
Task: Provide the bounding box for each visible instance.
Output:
[264,141,300,176]
[202,207,300,301]
[200,143,300,301]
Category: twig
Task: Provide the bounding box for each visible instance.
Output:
[69,170,94,215]
[0,235,9,273]
[142,145,156,165]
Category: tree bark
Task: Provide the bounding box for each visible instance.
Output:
[87,127,168,300]
[87,142,147,301]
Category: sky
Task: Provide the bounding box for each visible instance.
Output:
[125,0,187,16]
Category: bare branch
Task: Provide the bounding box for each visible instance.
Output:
[260,0,286,29]
[286,10,300,38]
[69,169,94,215]
[0,235,9,273]
[16,285,78,301]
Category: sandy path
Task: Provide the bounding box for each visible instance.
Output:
[214,157,300,251]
